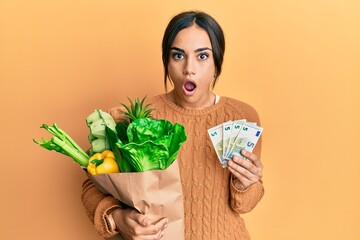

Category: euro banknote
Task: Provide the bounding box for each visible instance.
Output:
[222,121,233,160]
[208,120,263,167]
[207,124,226,166]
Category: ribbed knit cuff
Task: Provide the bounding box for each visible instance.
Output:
[229,177,264,214]
[94,196,122,239]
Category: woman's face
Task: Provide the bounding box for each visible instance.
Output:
[168,24,216,109]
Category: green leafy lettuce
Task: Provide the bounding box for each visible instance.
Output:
[107,118,186,172]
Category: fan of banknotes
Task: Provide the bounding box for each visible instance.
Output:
[207,120,263,167]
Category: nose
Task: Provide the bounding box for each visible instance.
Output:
[183,57,195,75]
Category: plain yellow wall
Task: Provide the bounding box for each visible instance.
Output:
[1,0,359,239]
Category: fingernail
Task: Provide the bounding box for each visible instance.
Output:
[159,231,165,239]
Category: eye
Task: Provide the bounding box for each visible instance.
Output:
[198,53,209,60]
[172,52,184,60]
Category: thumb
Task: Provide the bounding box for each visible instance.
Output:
[131,211,151,226]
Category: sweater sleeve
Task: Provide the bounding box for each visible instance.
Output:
[229,176,264,214]
[81,178,121,239]
[228,99,265,214]
[229,135,264,214]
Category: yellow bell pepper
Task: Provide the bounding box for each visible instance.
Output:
[87,150,119,175]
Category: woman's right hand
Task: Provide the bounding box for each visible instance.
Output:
[112,208,168,240]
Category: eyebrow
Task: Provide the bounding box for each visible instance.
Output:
[170,47,212,53]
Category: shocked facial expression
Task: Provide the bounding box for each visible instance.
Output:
[168,24,216,109]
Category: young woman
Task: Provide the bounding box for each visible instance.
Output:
[81,11,264,240]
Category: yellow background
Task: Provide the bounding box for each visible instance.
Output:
[1,0,359,239]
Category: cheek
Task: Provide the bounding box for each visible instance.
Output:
[201,60,216,73]
[198,66,216,87]
[168,63,183,79]
[167,62,176,73]
[200,64,216,79]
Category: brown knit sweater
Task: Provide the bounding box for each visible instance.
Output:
[81,94,264,239]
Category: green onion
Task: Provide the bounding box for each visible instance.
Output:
[33,123,89,167]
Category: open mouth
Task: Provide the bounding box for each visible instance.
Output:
[183,81,197,93]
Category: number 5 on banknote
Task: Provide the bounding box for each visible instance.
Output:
[208,125,227,167]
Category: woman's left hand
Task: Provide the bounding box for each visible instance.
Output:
[227,149,263,191]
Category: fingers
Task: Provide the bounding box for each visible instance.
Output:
[233,150,263,175]
[228,159,254,183]
[153,217,169,230]
[241,149,262,168]
[131,210,151,226]
[227,150,263,187]
[129,211,168,238]
[153,217,169,239]
[113,208,168,240]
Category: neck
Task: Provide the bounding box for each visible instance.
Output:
[167,90,216,110]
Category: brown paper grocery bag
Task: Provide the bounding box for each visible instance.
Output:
[86,159,184,240]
